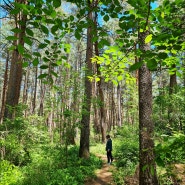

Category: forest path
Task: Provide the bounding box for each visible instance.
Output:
[85,154,115,185]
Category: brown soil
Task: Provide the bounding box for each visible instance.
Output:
[171,164,185,184]
[84,154,115,185]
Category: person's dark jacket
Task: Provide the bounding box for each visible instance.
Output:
[106,138,112,151]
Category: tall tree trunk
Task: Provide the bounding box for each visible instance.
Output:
[32,66,38,114]
[117,83,122,127]
[4,0,27,119]
[95,35,106,142]
[169,64,177,95]
[79,0,93,158]
[139,63,158,185]
[168,64,177,126]
[0,50,9,123]
[138,30,159,184]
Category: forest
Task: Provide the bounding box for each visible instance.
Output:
[0,0,185,184]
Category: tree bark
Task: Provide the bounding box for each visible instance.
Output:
[4,0,27,119]
[79,0,93,158]
[0,50,9,123]
[138,31,159,185]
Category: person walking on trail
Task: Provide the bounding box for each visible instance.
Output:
[106,135,113,164]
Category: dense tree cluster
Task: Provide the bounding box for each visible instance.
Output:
[0,0,184,184]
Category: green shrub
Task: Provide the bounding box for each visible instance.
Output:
[114,125,139,168]
[113,125,139,184]
[155,132,185,184]
[155,132,185,166]
[0,160,23,185]
[20,146,102,185]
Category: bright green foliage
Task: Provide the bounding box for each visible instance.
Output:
[0,160,23,185]
[0,114,102,185]
[92,46,136,86]
[20,146,101,185]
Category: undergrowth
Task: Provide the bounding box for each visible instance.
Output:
[0,146,102,185]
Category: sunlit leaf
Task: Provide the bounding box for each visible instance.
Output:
[145,34,152,44]
[117,75,123,81]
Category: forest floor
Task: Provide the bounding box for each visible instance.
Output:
[84,154,115,185]
[84,154,185,185]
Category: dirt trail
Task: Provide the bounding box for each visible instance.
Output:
[85,154,115,185]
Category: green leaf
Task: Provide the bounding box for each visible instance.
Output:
[26,28,34,37]
[44,39,50,44]
[9,46,16,51]
[112,80,118,86]
[33,52,41,57]
[103,15,109,22]
[129,61,143,72]
[75,31,81,40]
[23,62,29,68]
[10,9,20,15]
[51,70,58,77]
[56,60,62,65]
[145,34,152,44]
[32,58,39,66]
[158,52,168,59]
[38,74,48,79]
[117,75,123,81]
[51,25,58,35]
[51,10,57,18]
[11,28,22,33]
[17,44,24,54]
[40,65,48,69]
[70,15,74,21]
[38,43,48,49]
[53,0,61,8]
[43,57,50,62]
[23,36,32,46]
[98,39,110,48]
[41,25,49,35]
[147,59,157,70]
[161,12,165,18]
[92,36,98,43]
[23,53,32,59]
[6,36,17,41]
